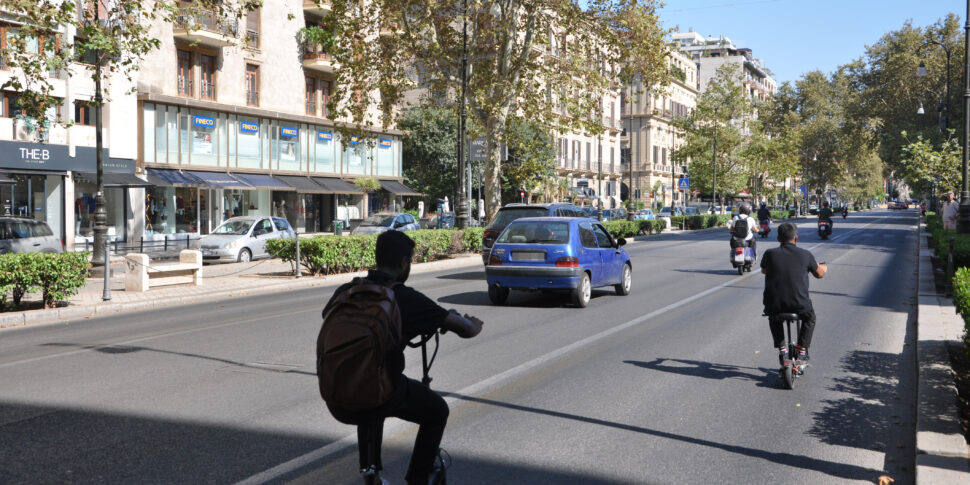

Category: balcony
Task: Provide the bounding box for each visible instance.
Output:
[306,97,316,116]
[302,42,335,75]
[173,8,238,48]
[246,90,259,106]
[200,82,215,100]
[303,0,333,16]
[177,78,193,97]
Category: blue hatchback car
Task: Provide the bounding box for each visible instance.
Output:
[484,217,632,307]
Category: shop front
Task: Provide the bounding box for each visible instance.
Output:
[73,171,153,246]
[312,177,363,230]
[374,179,421,213]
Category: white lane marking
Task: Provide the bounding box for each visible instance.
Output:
[234,216,898,484]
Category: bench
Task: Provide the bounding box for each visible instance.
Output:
[125,250,203,292]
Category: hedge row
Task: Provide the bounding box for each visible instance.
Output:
[669,214,734,230]
[266,227,486,276]
[602,219,667,238]
[0,252,89,310]
[954,267,970,349]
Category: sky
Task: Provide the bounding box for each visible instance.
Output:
[654,0,962,84]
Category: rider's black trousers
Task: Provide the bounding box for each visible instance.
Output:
[768,309,816,349]
[327,377,449,485]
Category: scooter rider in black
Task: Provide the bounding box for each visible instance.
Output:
[818,201,834,230]
[757,201,771,235]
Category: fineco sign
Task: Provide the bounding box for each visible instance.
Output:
[379,138,392,149]
[317,131,333,142]
[280,126,299,138]
[239,121,259,134]
[193,116,216,128]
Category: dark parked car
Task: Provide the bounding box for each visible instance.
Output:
[481,203,586,263]
[0,217,62,254]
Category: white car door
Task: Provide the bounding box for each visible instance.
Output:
[253,218,275,258]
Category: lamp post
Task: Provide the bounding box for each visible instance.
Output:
[91,4,108,266]
[960,0,970,233]
[597,135,603,221]
[917,40,952,131]
[455,0,469,229]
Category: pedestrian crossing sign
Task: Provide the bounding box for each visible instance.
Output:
[678,178,690,190]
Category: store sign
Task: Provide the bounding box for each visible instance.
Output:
[193,116,216,128]
[280,126,298,138]
[379,138,392,148]
[317,131,333,142]
[349,136,361,145]
[239,121,259,134]
[0,141,135,173]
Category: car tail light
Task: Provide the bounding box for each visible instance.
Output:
[488,254,502,266]
[556,256,579,267]
[735,247,743,254]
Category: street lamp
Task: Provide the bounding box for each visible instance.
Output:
[960,0,970,233]
[91,4,108,266]
[455,0,470,229]
[917,39,952,132]
[597,135,603,221]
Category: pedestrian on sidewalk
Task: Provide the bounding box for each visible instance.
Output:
[943,192,958,230]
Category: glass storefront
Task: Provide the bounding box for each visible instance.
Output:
[145,186,199,235]
[337,193,364,226]
[1,173,64,241]
[74,178,126,241]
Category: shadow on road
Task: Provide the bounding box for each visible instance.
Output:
[437,289,613,308]
[623,358,778,388]
[671,268,745,276]
[442,392,886,482]
[435,270,485,281]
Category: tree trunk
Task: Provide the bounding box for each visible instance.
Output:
[483,115,508,221]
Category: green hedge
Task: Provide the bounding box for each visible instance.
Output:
[266,227,486,276]
[0,252,89,310]
[602,219,667,238]
[953,267,970,349]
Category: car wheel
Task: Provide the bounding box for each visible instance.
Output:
[615,263,632,296]
[237,248,252,263]
[488,284,509,305]
[572,272,591,308]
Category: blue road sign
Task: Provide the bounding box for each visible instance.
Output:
[677,178,690,190]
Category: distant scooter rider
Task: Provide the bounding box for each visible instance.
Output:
[818,201,833,226]
[757,201,771,223]
[730,203,758,253]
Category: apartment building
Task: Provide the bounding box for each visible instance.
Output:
[0,8,143,250]
[620,47,698,209]
[671,29,776,104]
[136,0,415,240]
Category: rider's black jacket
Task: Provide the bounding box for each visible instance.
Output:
[757,207,771,221]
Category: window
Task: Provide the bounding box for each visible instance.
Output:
[652,145,658,165]
[320,80,330,118]
[592,224,614,248]
[74,101,94,126]
[2,93,22,118]
[579,222,597,249]
[245,8,260,48]
[177,50,192,96]
[245,64,259,106]
[200,54,215,100]
[305,77,316,115]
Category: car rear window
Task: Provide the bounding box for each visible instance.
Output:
[0,221,32,239]
[497,221,570,244]
[488,208,549,228]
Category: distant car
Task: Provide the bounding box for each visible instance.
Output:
[199,216,294,263]
[602,208,628,221]
[484,217,631,308]
[658,206,685,217]
[684,207,699,216]
[633,209,655,220]
[0,217,62,254]
[481,202,586,264]
[352,212,420,235]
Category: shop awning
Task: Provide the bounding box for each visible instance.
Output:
[147,168,202,186]
[275,175,332,193]
[312,177,362,194]
[379,180,422,196]
[76,172,154,187]
[0,174,14,184]
[232,173,294,191]
[183,170,251,188]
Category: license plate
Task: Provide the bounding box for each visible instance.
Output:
[734,253,745,263]
[511,250,545,261]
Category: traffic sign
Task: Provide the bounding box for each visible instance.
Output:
[678,178,690,190]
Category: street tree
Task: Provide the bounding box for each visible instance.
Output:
[320,0,670,220]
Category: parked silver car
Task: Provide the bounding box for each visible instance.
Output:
[0,217,62,254]
[199,216,294,263]
[351,212,420,235]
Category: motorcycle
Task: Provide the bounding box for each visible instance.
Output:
[758,219,771,238]
[842,208,847,219]
[818,220,832,240]
[730,238,757,275]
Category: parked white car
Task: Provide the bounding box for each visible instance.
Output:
[351,212,420,235]
[199,216,294,263]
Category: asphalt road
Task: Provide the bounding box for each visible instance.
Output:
[0,210,919,485]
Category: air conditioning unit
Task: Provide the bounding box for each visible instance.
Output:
[13,119,40,142]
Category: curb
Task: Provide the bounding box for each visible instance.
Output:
[916,219,970,484]
[0,254,483,330]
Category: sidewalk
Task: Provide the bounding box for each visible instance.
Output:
[916,220,970,484]
[0,254,484,330]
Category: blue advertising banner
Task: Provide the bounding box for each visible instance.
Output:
[349,135,361,145]
[239,121,259,134]
[799,185,807,197]
[379,138,392,148]
[280,126,298,138]
[193,116,216,128]
[317,131,333,142]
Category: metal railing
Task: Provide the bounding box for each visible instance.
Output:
[200,81,215,100]
[246,90,259,106]
[301,41,331,60]
[178,78,192,96]
[76,235,201,258]
[175,8,238,37]
[306,98,316,115]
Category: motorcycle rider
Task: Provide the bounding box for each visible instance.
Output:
[756,201,772,235]
[730,203,758,253]
[818,201,834,233]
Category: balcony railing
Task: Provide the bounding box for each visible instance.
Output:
[200,82,215,100]
[245,30,259,49]
[246,90,259,106]
[301,42,331,60]
[306,98,316,115]
[175,8,238,37]
[177,78,192,96]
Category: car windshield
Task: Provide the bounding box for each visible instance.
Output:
[361,215,395,227]
[660,207,672,213]
[489,208,548,228]
[497,221,570,244]
[685,208,698,215]
[212,220,253,235]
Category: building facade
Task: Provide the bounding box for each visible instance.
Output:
[620,47,698,210]
[671,30,777,104]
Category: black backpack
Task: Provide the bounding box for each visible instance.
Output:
[317,278,402,409]
[732,217,750,239]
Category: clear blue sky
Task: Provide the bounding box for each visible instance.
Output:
[656,0,961,84]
